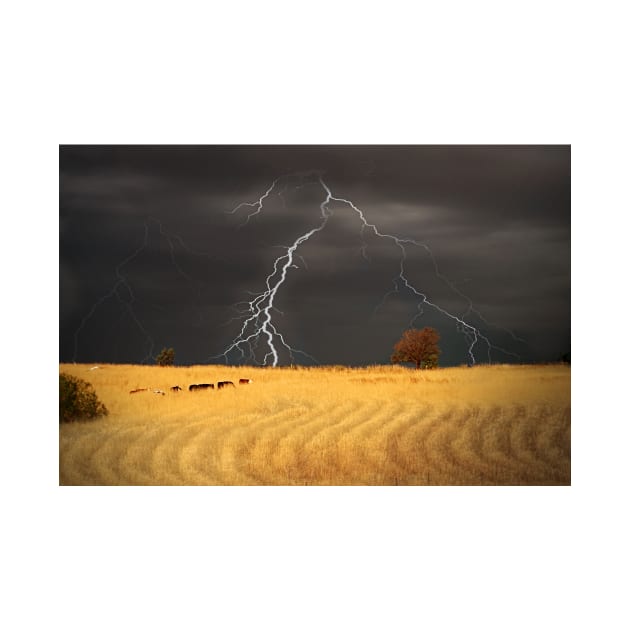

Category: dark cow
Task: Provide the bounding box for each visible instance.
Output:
[129,388,148,394]
[239,378,253,385]
[189,383,214,391]
[170,385,183,392]
[217,381,235,389]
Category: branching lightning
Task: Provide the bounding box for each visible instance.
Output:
[72,217,214,363]
[72,172,526,367]
[72,223,155,363]
[216,173,525,366]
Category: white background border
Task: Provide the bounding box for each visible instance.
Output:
[3,1,628,628]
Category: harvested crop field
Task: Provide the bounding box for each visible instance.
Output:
[59,363,570,485]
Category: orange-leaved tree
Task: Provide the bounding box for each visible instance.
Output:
[391,327,441,369]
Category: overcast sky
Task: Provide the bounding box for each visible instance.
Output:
[59,145,570,367]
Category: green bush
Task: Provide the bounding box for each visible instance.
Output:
[59,372,108,423]
[156,347,175,367]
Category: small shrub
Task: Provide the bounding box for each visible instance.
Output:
[156,347,175,367]
[59,372,108,423]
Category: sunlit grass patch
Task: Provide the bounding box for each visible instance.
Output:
[59,363,570,485]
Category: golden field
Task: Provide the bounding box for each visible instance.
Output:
[59,363,570,485]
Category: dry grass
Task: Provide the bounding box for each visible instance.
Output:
[59,363,570,485]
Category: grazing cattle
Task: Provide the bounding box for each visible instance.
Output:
[239,378,253,385]
[170,385,182,392]
[129,388,148,394]
[217,381,235,389]
[152,389,166,396]
[189,383,214,391]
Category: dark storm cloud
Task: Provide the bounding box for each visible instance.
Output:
[61,144,569,214]
[59,145,570,366]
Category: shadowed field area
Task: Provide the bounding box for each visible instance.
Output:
[59,363,570,485]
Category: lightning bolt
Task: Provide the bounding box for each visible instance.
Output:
[215,178,330,366]
[72,223,155,363]
[217,173,525,367]
[71,173,526,367]
[227,177,283,227]
[71,217,216,363]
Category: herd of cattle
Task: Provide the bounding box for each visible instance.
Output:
[129,378,253,396]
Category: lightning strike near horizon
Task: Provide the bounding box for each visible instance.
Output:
[217,173,525,367]
[214,179,330,366]
[71,218,216,363]
[71,173,527,367]
[72,223,155,363]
